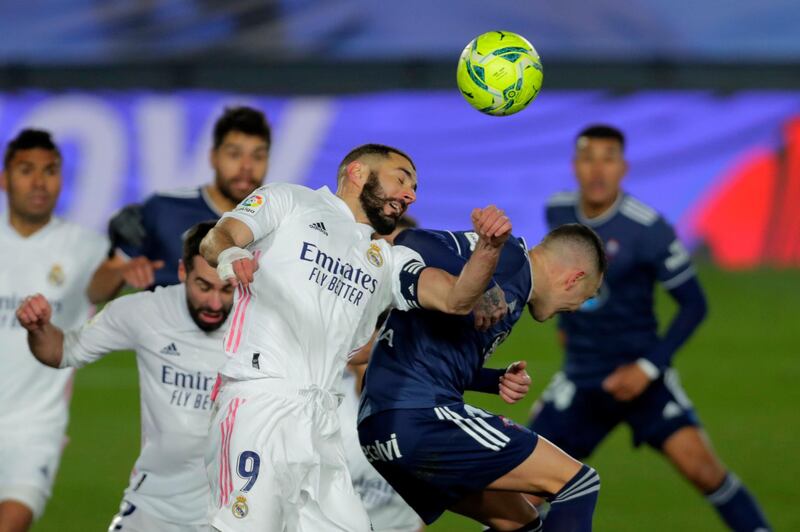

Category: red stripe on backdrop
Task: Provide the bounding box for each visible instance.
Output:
[692,151,777,268]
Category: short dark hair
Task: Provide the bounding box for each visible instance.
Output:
[213,106,271,150]
[338,144,416,176]
[543,223,608,276]
[575,124,625,151]
[3,129,60,169]
[182,221,217,273]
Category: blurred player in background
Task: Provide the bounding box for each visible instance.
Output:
[16,222,232,532]
[0,129,107,531]
[88,105,271,303]
[358,223,606,532]
[340,215,424,532]
[200,143,512,531]
[528,125,771,531]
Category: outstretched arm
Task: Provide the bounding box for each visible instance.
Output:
[417,205,512,315]
[16,294,64,368]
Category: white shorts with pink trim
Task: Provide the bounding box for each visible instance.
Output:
[206,378,371,532]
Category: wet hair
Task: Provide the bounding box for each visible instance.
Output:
[213,106,271,150]
[542,223,608,276]
[182,221,217,273]
[575,124,625,151]
[3,129,60,169]
[337,143,416,178]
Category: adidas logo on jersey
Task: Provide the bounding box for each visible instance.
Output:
[160,343,180,356]
[663,401,682,419]
[309,221,328,236]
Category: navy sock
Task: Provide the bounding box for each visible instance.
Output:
[544,465,600,531]
[706,472,771,531]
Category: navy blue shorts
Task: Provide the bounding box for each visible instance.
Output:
[357,403,538,524]
[529,369,700,459]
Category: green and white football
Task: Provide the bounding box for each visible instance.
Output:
[456,31,544,116]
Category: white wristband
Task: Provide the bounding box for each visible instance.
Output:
[636,358,660,381]
[216,247,254,281]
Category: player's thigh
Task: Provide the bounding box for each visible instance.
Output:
[528,372,619,459]
[487,436,582,496]
[661,426,726,492]
[0,500,33,532]
[296,482,371,532]
[359,405,537,525]
[207,393,308,530]
[450,490,538,530]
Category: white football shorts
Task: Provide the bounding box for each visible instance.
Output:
[206,378,372,532]
[108,500,211,532]
[0,434,65,519]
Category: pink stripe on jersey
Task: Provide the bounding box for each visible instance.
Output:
[230,286,251,353]
[224,249,261,355]
[210,374,222,402]
[218,398,246,507]
[225,285,245,353]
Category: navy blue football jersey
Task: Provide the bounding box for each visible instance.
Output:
[359,229,533,420]
[546,192,695,386]
[119,188,221,287]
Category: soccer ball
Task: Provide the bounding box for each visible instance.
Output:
[456,31,543,116]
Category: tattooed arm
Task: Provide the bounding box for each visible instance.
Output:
[473,284,508,331]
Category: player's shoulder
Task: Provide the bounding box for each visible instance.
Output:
[545,191,579,223]
[546,190,579,208]
[106,284,182,323]
[49,217,107,251]
[149,186,202,202]
[618,194,662,227]
[254,182,315,205]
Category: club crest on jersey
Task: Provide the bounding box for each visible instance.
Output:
[234,194,265,216]
[232,495,249,519]
[47,264,65,286]
[366,243,384,267]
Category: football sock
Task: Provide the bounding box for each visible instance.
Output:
[544,464,600,531]
[706,472,771,531]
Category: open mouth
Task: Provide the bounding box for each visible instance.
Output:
[386,200,404,216]
[199,310,223,323]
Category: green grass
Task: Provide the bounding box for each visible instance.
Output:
[33,265,800,531]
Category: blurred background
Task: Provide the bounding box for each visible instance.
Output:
[1,1,798,530]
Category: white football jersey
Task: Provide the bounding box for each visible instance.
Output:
[219,184,425,392]
[0,214,107,438]
[338,371,422,532]
[61,284,228,524]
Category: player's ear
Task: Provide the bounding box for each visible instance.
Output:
[209,146,219,171]
[178,259,187,283]
[565,270,585,290]
[0,170,7,192]
[346,161,367,187]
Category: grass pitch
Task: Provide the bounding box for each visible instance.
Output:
[33,265,800,531]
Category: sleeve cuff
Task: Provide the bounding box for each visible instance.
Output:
[636,358,660,380]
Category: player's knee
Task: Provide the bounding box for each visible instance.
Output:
[0,500,35,532]
[683,459,726,492]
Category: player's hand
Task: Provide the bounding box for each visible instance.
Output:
[499,361,531,404]
[602,363,651,401]
[16,294,52,332]
[217,247,258,289]
[121,256,165,289]
[471,205,512,249]
[473,285,508,331]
